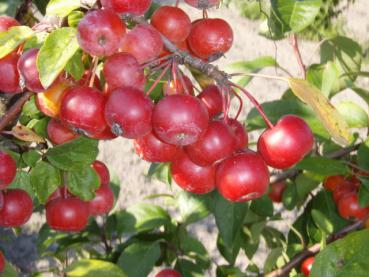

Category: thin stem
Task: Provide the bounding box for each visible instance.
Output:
[89,56,99,88]
[176,66,190,95]
[146,62,171,96]
[229,82,274,129]
[140,54,173,69]
[290,34,307,79]
[230,88,243,120]
[175,0,180,7]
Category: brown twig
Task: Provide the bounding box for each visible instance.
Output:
[265,214,369,277]
[290,34,306,80]
[0,92,33,132]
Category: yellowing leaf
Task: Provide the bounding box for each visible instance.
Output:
[12,125,45,143]
[0,26,34,59]
[287,78,350,146]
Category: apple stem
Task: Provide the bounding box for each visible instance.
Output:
[229,82,274,129]
[141,54,174,70]
[220,86,229,122]
[171,60,178,93]
[145,61,171,96]
[203,9,208,19]
[290,34,307,80]
[89,56,99,88]
[175,0,180,7]
[230,88,243,120]
[176,65,190,95]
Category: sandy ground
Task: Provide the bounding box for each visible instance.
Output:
[1,0,369,275]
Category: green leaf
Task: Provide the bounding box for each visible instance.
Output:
[271,0,323,33]
[310,230,369,277]
[0,0,22,17]
[116,203,171,233]
[65,50,85,81]
[8,171,34,197]
[217,233,241,265]
[210,191,248,248]
[22,96,43,119]
[37,27,80,88]
[30,161,62,204]
[250,195,274,217]
[66,259,126,277]
[67,166,100,201]
[282,184,297,210]
[294,173,321,205]
[226,56,279,86]
[337,101,369,128]
[176,191,210,225]
[117,241,161,277]
[2,261,19,277]
[47,137,98,170]
[22,150,41,167]
[68,11,84,27]
[358,178,369,207]
[46,0,81,18]
[175,259,204,277]
[0,26,34,59]
[357,138,369,172]
[263,247,284,273]
[321,36,362,93]
[179,231,211,269]
[295,157,349,178]
[311,209,334,234]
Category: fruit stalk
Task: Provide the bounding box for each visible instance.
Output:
[290,34,306,80]
[229,82,274,129]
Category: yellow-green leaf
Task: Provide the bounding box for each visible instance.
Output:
[37,27,80,88]
[288,78,350,146]
[46,0,81,18]
[0,26,34,59]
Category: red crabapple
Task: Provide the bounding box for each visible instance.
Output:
[151,6,191,43]
[0,251,4,273]
[187,18,233,60]
[226,118,248,150]
[0,16,20,32]
[268,182,286,203]
[101,0,152,15]
[105,87,154,139]
[77,9,126,57]
[258,115,314,169]
[120,24,163,64]
[337,193,369,220]
[46,197,89,232]
[92,160,110,186]
[152,95,209,146]
[0,151,17,190]
[301,256,314,276]
[171,153,216,194]
[134,131,183,163]
[0,189,33,227]
[17,48,45,92]
[47,118,79,145]
[156,268,182,277]
[216,150,269,202]
[0,52,22,94]
[60,86,107,136]
[185,120,236,166]
[88,183,114,216]
[103,52,145,91]
[197,85,223,118]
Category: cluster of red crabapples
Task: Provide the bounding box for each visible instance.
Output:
[324,173,369,220]
[0,0,314,239]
